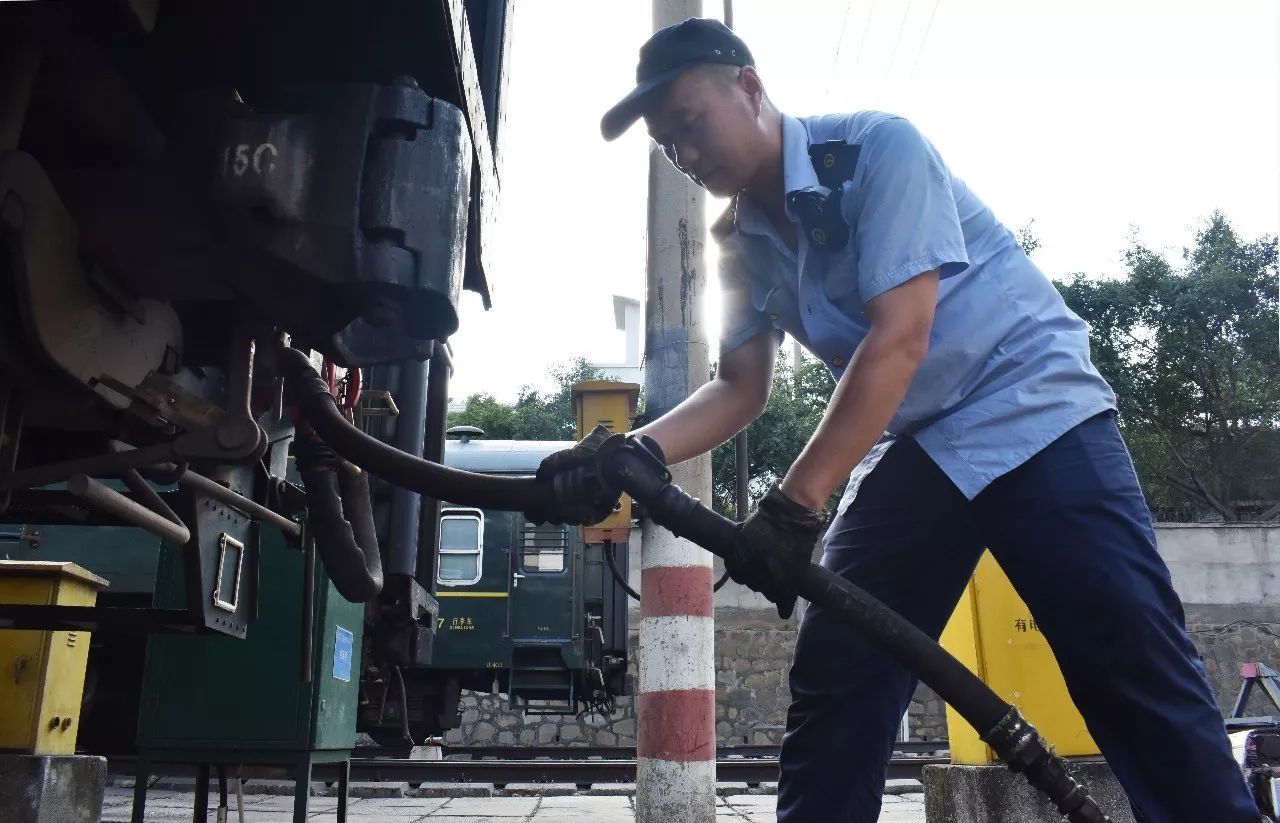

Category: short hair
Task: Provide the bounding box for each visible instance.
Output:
[687,62,770,105]
[686,62,744,91]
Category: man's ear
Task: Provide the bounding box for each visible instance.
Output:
[739,66,764,113]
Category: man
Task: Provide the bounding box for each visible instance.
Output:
[532,17,1261,823]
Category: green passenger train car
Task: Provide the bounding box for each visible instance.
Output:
[426,431,632,718]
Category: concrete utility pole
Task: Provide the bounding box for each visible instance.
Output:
[636,1,716,821]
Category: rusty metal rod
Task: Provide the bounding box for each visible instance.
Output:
[177,470,302,538]
[1,441,177,491]
[66,474,191,546]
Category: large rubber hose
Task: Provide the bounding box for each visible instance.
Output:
[281,351,1113,820]
[603,446,1111,823]
[295,432,384,602]
[281,347,549,512]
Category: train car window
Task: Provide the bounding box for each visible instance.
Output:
[438,510,484,585]
[520,523,567,573]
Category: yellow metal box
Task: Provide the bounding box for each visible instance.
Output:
[0,561,108,754]
[939,551,1098,764]
[571,381,640,539]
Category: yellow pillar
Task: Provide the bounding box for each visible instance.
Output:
[939,551,1098,763]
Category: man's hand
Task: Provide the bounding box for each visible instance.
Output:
[524,425,621,526]
[725,483,827,619]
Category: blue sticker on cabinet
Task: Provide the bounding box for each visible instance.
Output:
[333,626,353,682]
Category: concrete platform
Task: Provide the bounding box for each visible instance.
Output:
[0,753,107,823]
[97,784,926,822]
[922,761,1134,823]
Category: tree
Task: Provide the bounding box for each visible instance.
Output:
[1016,219,1041,258]
[709,351,837,516]
[447,359,608,441]
[1055,213,1280,520]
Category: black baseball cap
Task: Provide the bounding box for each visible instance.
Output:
[601,17,754,141]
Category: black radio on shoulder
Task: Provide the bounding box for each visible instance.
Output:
[788,139,861,252]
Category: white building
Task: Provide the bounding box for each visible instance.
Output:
[590,295,643,385]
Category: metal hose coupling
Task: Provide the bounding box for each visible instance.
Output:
[981,707,1112,823]
[594,434,699,538]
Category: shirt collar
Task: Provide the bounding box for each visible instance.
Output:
[735,114,823,239]
[781,113,821,196]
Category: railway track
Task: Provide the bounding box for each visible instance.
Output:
[346,754,945,786]
[390,741,948,759]
[111,745,948,786]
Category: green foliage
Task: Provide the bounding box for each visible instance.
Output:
[1016,219,1041,258]
[1055,212,1280,520]
[709,351,838,516]
[446,358,608,442]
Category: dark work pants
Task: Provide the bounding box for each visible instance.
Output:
[775,412,1260,822]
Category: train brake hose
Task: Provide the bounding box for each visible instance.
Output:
[281,354,1114,821]
[282,347,547,511]
[595,434,1113,823]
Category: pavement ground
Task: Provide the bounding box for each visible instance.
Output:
[99,782,927,823]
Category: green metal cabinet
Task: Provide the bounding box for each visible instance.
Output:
[134,526,362,822]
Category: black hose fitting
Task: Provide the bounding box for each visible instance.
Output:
[294,431,384,603]
[983,707,1111,822]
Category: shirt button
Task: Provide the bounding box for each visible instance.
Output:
[831,355,846,367]
[768,313,779,321]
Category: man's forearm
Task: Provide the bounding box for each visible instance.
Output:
[632,378,765,465]
[780,331,925,510]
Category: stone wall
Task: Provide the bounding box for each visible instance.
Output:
[1187,605,1280,716]
[444,618,799,747]
[443,683,636,746]
[447,525,1280,747]
[443,609,945,747]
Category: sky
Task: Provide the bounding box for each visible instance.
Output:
[446,0,1279,402]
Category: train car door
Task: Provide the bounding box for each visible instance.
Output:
[507,521,576,642]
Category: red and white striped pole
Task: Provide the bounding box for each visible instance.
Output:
[636,1,716,820]
[637,526,716,821]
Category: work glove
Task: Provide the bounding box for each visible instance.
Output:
[725,483,826,619]
[524,425,628,526]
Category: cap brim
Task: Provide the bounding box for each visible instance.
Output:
[600,67,683,141]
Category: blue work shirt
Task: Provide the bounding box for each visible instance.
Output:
[716,112,1117,499]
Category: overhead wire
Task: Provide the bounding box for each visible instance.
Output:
[823,0,858,100]
[845,0,879,101]
[905,0,943,94]
[880,0,915,96]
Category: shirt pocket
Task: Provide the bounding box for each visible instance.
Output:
[822,245,866,319]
